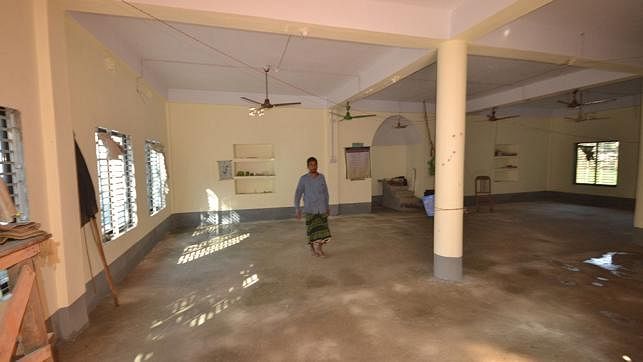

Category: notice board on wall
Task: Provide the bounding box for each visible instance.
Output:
[217,160,233,180]
[345,146,371,180]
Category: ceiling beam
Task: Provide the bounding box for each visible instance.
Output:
[452,0,553,41]
[466,68,636,112]
[62,0,443,49]
[168,89,328,108]
[328,49,437,109]
[470,46,643,76]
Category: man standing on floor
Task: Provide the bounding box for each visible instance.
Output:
[294,157,332,257]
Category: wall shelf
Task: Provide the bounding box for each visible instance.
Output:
[233,144,275,194]
[493,144,519,182]
[233,158,275,162]
[233,176,275,179]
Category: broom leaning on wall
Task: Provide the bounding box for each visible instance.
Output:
[75,139,119,307]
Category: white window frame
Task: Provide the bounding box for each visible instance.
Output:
[0,107,28,222]
[145,140,168,215]
[95,128,137,241]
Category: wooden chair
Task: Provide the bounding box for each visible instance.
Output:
[475,176,494,212]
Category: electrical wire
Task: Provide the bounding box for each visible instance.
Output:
[120,1,639,113]
[120,0,341,107]
[276,36,291,71]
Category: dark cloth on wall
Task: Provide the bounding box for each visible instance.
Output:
[75,140,98,226]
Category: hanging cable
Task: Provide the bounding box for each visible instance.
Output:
[120,0,341,107]
[276,35,291,72]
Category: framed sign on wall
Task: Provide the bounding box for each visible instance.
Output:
[345,146,371,180]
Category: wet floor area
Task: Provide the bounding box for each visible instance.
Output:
[58,202,643,361]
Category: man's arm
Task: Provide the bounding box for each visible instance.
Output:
[321,175,330,215]
[294,176,304,218]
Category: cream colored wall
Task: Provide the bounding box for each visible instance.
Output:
[0,1,172,320]
[547,106,640,198]
[406,140,435,197]
[167,103,327,213]
[465,117,550,196]
[65,17,171,278]
[371,145,407,195]
[0,0,59,315]
[338,112,434,203]
[0,0,49,234]
[0,0,104,319]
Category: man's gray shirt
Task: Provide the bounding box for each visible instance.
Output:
[294,173,329,214]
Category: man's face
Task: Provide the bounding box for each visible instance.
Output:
[308,160,318,173]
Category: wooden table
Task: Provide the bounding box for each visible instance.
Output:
[0,234,54,362]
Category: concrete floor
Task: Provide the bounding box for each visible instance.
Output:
[58,202,643,361]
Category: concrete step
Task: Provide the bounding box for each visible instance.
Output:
[384,184,409,192]
[394,190,415,197]
[399,195,420,203]
[382,182,421,211]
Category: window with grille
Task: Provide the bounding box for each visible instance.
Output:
[145,140,167,215]
[0,107,28,222]
[575,141,619,186]
[95,128,137,241]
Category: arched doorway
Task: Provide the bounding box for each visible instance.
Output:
[371,115,425,211]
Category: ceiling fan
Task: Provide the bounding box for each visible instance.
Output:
[392,116,408,129]
[486,107,519,122]
[557,89,616,109]
[565,105,609,122]
[241,66,301,116]
[332,102,376,121]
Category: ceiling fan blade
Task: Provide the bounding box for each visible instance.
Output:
[564,117,580,122]
[557,100,572,106]
[241,97,262,105]
[331,112,347,118]
[272,102,302,107]
[582,98,616,106]
[350,114,377,119]
[495,115,520,120]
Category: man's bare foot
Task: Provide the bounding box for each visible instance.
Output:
[316,244,326,258]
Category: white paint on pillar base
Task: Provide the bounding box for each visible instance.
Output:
[634,93,643,228]
[434,39,467,265]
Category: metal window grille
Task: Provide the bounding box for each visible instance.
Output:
[0,107,28,222]
[95,128,137,241]
[145,140,167,215]
[575,141,619,186]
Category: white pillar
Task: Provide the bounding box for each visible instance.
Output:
[634,93,643,228]
[434,40,467,281]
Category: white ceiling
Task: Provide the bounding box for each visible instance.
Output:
[517,0,643,45]
[365,0,467,10]
[477,0,643,68]
[70,0,642,112]
[71,12,410,100]
[518,77,643,110]
[366,55,583,102]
